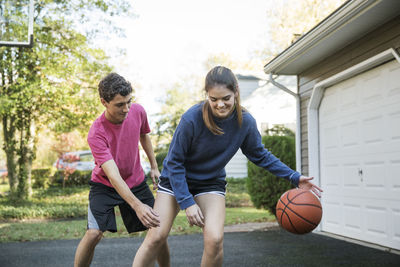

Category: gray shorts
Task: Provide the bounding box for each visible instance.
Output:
[87,178,154,233]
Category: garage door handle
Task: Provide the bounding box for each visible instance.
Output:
[358,168,363,182]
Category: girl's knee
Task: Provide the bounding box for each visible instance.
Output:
[145,230,169,248]
[204,232,224,251]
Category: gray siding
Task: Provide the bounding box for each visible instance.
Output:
[298,15,400,175]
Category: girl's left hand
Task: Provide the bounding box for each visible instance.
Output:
[298,176,323,198]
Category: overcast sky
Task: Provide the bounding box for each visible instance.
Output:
[106,0,275,117]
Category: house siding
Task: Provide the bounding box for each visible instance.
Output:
[297,15,400,175]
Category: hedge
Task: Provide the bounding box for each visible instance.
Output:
[247,134,296,216]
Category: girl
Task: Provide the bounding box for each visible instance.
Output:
[133,66,322,267]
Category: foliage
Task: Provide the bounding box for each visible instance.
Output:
[247,130,296,216]
[225,177,252,208]
[0,0,131,199]
[264,124,295,137]
[64,170,91,187]
[155,149,168,172]
[204,53,262,74]
[153,80,201,151]
[0,185,89,221]
[50,169,91,187]
[31,168,53,189]
[259,0,346,62]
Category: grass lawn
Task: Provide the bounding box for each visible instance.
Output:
[0,207,274,243]
[0,178,275,243]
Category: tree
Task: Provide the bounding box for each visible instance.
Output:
[0,0,131,199]
[153,80,200,152]
[259,0,346,62]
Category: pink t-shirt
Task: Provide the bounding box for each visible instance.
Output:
[87,103,150,188]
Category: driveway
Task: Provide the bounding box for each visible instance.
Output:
[1,226,399,266]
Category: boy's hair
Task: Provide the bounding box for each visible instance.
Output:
[202,66,243,135]
[98,73,133,102]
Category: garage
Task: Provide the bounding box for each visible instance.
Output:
[319,59,400,250]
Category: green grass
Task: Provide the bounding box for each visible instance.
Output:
[0,207,274,243]
[0,177,275,243]
[0,185,89,220]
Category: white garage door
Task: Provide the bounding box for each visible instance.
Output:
[319,59,400,250]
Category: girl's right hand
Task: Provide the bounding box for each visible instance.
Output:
[185,204,204,227]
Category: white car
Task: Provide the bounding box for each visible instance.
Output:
[54,150,95,171]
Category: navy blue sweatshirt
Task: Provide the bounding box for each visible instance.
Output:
[160,103,300,210]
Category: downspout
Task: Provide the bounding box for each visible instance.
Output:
[268,73,302,174]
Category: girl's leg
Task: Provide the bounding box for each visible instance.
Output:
[132,193,180,267]
[195,194,226,267]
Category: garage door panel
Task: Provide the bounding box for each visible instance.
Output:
[342,162,361,188]
[319,59,400,250]
[343,203,362,232]
[389,159,400,190]
[394,208,400,242]
[322,199,341,229]
[341,121,359,148]
[323,197,400,249]
[388,110,400,141]
[320,163,341,188]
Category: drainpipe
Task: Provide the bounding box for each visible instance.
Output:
[268,73,302,174]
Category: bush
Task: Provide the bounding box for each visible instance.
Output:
[64,170,92,186]
[32,168,53,189]
[225,177,252,207]
[51,170,64,186]
[155,150,168,172]
[51,170,91,187]
[247,134,296,216]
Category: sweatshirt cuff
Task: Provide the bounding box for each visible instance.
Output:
[289,172,301,187]
[179,196,196,210]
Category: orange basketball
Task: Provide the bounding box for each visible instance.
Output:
[276,188,322,234]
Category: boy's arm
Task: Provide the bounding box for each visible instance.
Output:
[101,159,160,228]
[139,133,160,189]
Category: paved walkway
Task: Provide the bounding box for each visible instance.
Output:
[1,223,399,267]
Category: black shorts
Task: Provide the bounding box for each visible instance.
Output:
[87,178,154,233]
[157,176,227,198]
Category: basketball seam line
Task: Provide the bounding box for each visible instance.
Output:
[284,192,318,226]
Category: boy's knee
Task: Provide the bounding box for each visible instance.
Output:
[85,229,103,244]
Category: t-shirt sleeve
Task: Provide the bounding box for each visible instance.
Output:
[138,104,151,135]
[87,125,113,167]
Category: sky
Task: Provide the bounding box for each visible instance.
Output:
[108,0,275,118]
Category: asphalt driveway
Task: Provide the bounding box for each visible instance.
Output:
[1,228,399,267]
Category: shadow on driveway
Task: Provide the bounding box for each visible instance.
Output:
[1,229,399,266]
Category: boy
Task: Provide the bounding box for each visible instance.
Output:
[74,73,169,267]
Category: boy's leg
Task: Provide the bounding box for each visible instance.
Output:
[132,193,180,267]
[195,194,226,267]
[75,183,119,267]
[74,229,103,267]
[74,204,105,267]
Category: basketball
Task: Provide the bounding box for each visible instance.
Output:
[276,188,322,234]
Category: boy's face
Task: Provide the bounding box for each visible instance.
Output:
[101,93,132,124]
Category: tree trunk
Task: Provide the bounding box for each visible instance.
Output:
[2,116,17,194]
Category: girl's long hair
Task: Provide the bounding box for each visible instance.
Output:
[202,66,243,135]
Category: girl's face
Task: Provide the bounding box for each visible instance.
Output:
[207,85,237,119]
